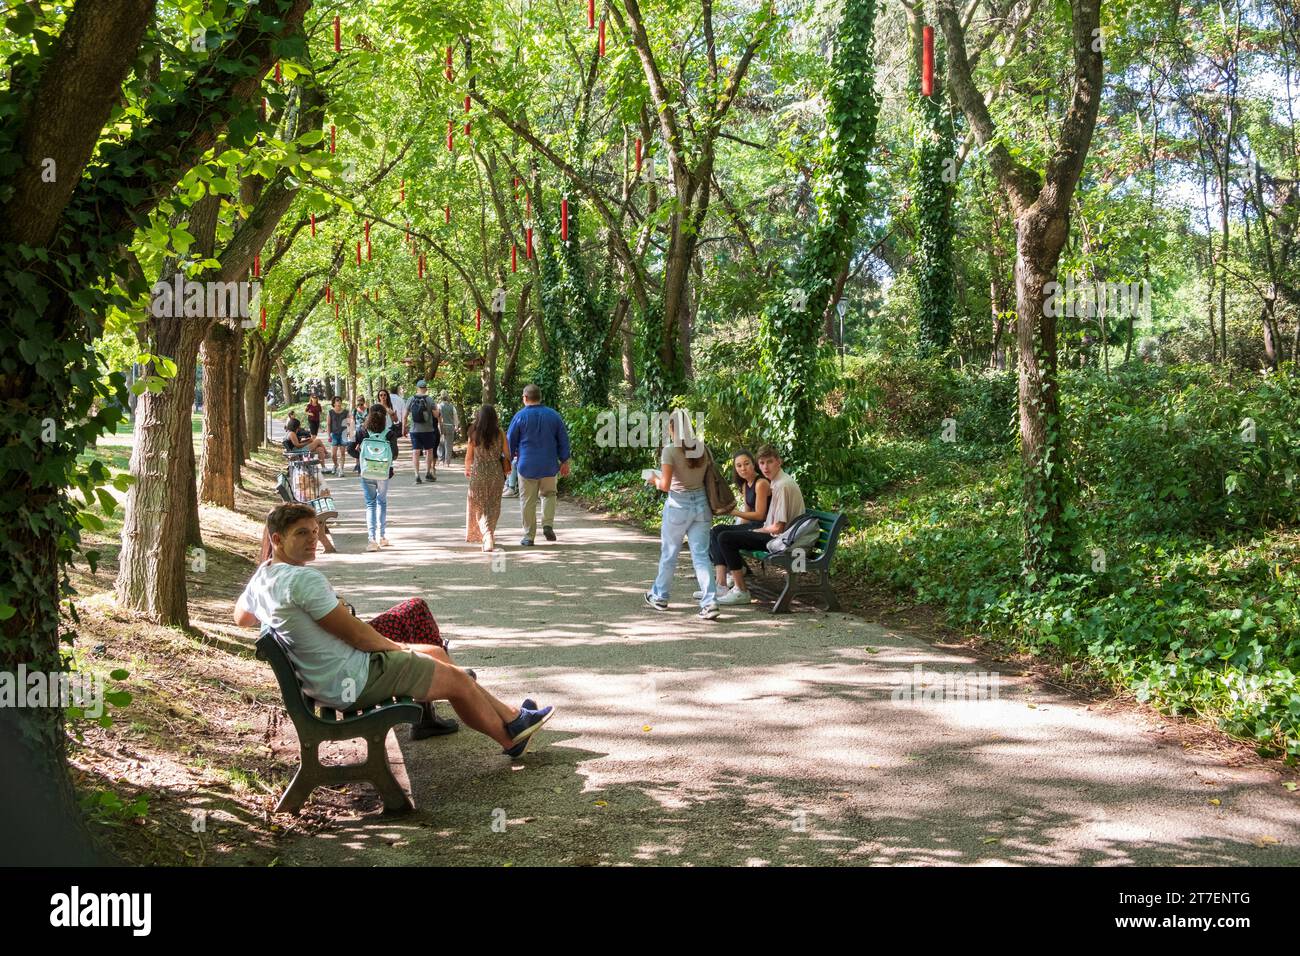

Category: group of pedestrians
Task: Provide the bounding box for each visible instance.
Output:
[248,379,811,773]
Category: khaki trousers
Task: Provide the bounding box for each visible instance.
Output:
[520,475,558,538]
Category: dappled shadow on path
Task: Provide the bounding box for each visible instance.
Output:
[267,469,1300,867]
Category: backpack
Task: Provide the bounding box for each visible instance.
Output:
[702,447,737,516]
[409,394,431,425]
[360,432,394,479]
[766,512,821,556]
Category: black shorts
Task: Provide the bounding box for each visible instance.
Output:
[410,430,436,451]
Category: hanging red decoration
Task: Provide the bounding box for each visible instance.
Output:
[445,46,454,82]
[310,213,316,237]
[635,137,642,174]
[335,301,340,320]
[465,120,471,136]
[475,308,481,330]
[921,26,934,97]
[252,253,261,278]
[447,121,454,151]
[599,19,606,56]
[260,306,267,330]
[445,204,451,224]
[465,95,471,114]
[330,125,336,153]
[364,220,371,242]
[326,285,332,303]
[588,0,595,29]
[275,62,282,84]
[366,239,372,261]
[561,198,569,241]
[334,15,341,52]
[525,227,534,259]
[356,241,362,265]
[511,243,517,273]
[418,254,425,279]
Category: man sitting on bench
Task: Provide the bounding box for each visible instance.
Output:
[715,444,806,607]
[233,503,555,758]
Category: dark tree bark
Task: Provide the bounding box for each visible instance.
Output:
[938,0,1103,577]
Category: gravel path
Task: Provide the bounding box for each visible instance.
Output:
[268,437,1299,866]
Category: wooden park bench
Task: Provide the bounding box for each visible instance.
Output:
[739,509,846,614]
[256,628,423,814]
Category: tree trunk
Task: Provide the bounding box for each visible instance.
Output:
[277,357,293,407]
[116,319,209,627]
[199,319,241,508]
[243,338,271,454]
[1015,212,1070,577]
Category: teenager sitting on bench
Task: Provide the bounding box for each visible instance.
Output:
[233,503,555,757]
[283,410,330,470]
[714,444,806,606]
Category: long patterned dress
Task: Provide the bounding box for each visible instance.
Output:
[466,432,505,543]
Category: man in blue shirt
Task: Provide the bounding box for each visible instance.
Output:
[506,383,571,546]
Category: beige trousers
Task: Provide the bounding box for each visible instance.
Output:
[520,475,558,538]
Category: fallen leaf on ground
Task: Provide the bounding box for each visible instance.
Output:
[594,800,608,808]
[1284,782,1297,792]
[1208,798,1221,806]
[981,837,998,845]
[642,725,652,732]
[1253,836,1278,847]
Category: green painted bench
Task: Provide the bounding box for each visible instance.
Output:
[739,509,845,614]
[256,628,423,814]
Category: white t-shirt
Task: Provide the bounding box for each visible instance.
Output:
[239,561,370,709]
[389,392,406,421]
[766,469,805,530]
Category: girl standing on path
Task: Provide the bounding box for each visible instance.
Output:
[644,409,720,620]
[465,404,510,552]
[357,405,395,551]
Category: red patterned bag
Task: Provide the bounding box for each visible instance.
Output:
[368,598,445,648]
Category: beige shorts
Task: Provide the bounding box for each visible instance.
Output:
[353,650,435,709]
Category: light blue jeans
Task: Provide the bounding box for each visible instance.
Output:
[361,478,389,540]
[651,488,718,609]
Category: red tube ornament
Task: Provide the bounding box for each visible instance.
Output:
[445,204,451,224]
[561,198,569,241]
[921,26,934,97]
[326,285,332,303]
[588,0,595,29]
[356,242,362,265]
[418,255,425,279]
[275,62,282,84]
[260,306,267,330]
[599,19,606,56]
[364,220,371,242]
[526,227,533,259]
[253,253,260,278]
[366,239,372,261]
[334,15,341,52]
[476,308,481,330]
[447,121,454,151]
[635,138,642,174]
[511,243,517,273]
[310,213,316,237]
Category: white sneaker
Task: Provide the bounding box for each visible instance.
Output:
[365,540,380,552]
[694,587,728,600]
[380,537,391,548]
[717,588,752,606]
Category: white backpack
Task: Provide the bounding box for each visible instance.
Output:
[766,513,821,556]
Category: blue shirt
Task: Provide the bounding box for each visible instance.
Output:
[507,404,571,479]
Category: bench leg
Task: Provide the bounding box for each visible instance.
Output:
[276,743,324,814]
[820,570,840,612]
[366,730,415,814]
[771,572,795,614]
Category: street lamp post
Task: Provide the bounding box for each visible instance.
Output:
[836,298,848,372]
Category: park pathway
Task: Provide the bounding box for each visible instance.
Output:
[271,443,1298,866]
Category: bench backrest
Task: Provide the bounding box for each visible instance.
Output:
[255,629,324,728]
[806,510,845,563]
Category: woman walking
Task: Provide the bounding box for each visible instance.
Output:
[305,393,323,437]
[644,409,720,620]
[376,387,400,461]
[465,404,510,552]
[357,405,395,551]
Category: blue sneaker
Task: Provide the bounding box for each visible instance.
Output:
[503,704,554,758]
[522,698,537,710]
